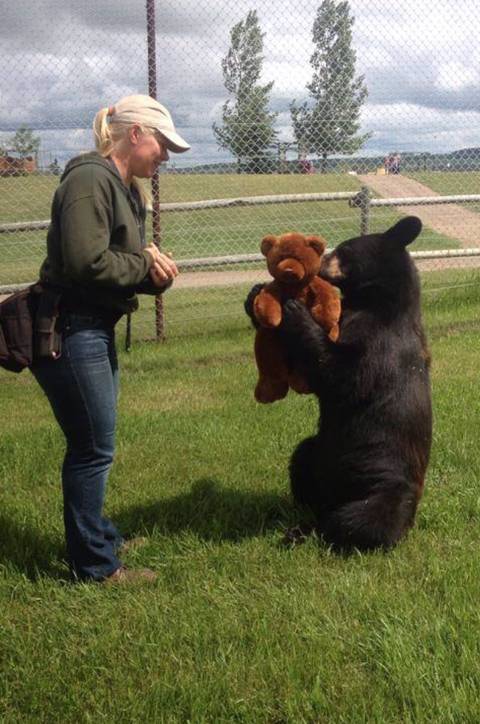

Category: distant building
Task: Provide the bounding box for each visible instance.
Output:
[0,152,37,176]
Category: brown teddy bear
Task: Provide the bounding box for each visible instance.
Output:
[252,231,341,403]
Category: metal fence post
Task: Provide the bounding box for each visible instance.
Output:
[359,185,371,235]
[349,185,371,235]
[146,0,165,342]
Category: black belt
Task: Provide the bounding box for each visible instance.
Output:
[61,300,123,327]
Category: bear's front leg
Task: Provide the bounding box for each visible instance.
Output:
[280,299,319,336]
[279,300,332,390]
[244,283,266,329]
[254,328,289,403]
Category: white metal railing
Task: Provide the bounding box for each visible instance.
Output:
[0,190,360,235]
[370,194,480,207]
[2,188,480,236]
[1,188,480,296]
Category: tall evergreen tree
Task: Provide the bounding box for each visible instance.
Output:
[290,0,369,171]
[213,10,277,172]
[11,126,41,159]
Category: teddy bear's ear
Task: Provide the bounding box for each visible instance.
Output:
[261,235,278,256]
[305,235,326,256]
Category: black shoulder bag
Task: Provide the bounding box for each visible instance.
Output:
[0,284,62,373]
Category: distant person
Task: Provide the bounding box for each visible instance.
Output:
[387,153,396,174]
[49,157,61,176]
[392,152,401,174]
[299,158,314,174]
[384,155,390,175]
[31,94,190,584]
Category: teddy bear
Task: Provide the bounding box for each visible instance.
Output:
[252,231,341,403]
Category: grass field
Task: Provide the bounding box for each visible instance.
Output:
[0,171,466,286]
[2,275,480,722]
[409,170,480,216]
[409,170,480,196]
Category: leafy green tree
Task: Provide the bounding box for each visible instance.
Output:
[11,126,41,159]
[213,10,277,173]
[290,0,369,172]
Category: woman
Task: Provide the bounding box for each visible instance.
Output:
[32,94,190,584]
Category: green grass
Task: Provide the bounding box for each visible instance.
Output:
[2,273,480,721]
[408,171,480,196]
[408,171,480,215]
[0,171,467,286]
[0,172,361,221]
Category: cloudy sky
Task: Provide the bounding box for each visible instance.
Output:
[1,0,479,168]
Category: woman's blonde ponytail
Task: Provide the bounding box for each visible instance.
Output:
[93,107,114,156]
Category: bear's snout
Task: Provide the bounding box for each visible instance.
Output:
[276,258,305,282]
[320,252,344,282]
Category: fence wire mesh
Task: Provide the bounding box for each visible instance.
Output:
[1,0,480,341]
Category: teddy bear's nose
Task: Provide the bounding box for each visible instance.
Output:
[277,258,305,281]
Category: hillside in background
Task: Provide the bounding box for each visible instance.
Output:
[166,147,480,175]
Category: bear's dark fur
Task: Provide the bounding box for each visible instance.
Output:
[247,216,432,552]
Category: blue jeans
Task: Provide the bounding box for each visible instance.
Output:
[31,313,123,581]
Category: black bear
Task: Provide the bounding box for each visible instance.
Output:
[246,216,432,551]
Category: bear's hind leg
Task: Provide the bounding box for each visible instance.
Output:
[318,480,418,552]
[281,436,321,546]
[289,436,319,507]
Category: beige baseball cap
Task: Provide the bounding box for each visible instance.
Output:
[108,94,190,153]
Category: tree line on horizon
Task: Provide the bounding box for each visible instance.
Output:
[212,0,370,173]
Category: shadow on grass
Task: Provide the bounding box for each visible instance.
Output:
[0,480,305,581]
[0,514,68,582]
[116,480,398,557]
[116,478,299,543]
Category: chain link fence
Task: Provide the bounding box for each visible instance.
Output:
[1,0,480,341]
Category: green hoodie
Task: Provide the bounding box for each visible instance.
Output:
[39,152,159,314]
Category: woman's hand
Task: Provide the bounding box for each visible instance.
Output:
[145,245,179,287]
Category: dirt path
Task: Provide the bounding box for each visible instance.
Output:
[358,173,479,248]
[173,269,270,289]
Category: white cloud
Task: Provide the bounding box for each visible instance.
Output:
[361,103,480,153]
[435,62,478,92]
[1,0,480,167]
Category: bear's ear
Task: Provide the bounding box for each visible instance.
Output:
[384,216,422,247]
[261,235,278,256]
[305,235,326,256]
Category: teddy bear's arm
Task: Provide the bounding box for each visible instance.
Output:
[254,284,283,328]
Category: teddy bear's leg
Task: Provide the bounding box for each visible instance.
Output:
[254,329,289,403]
[288,369,311,395]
